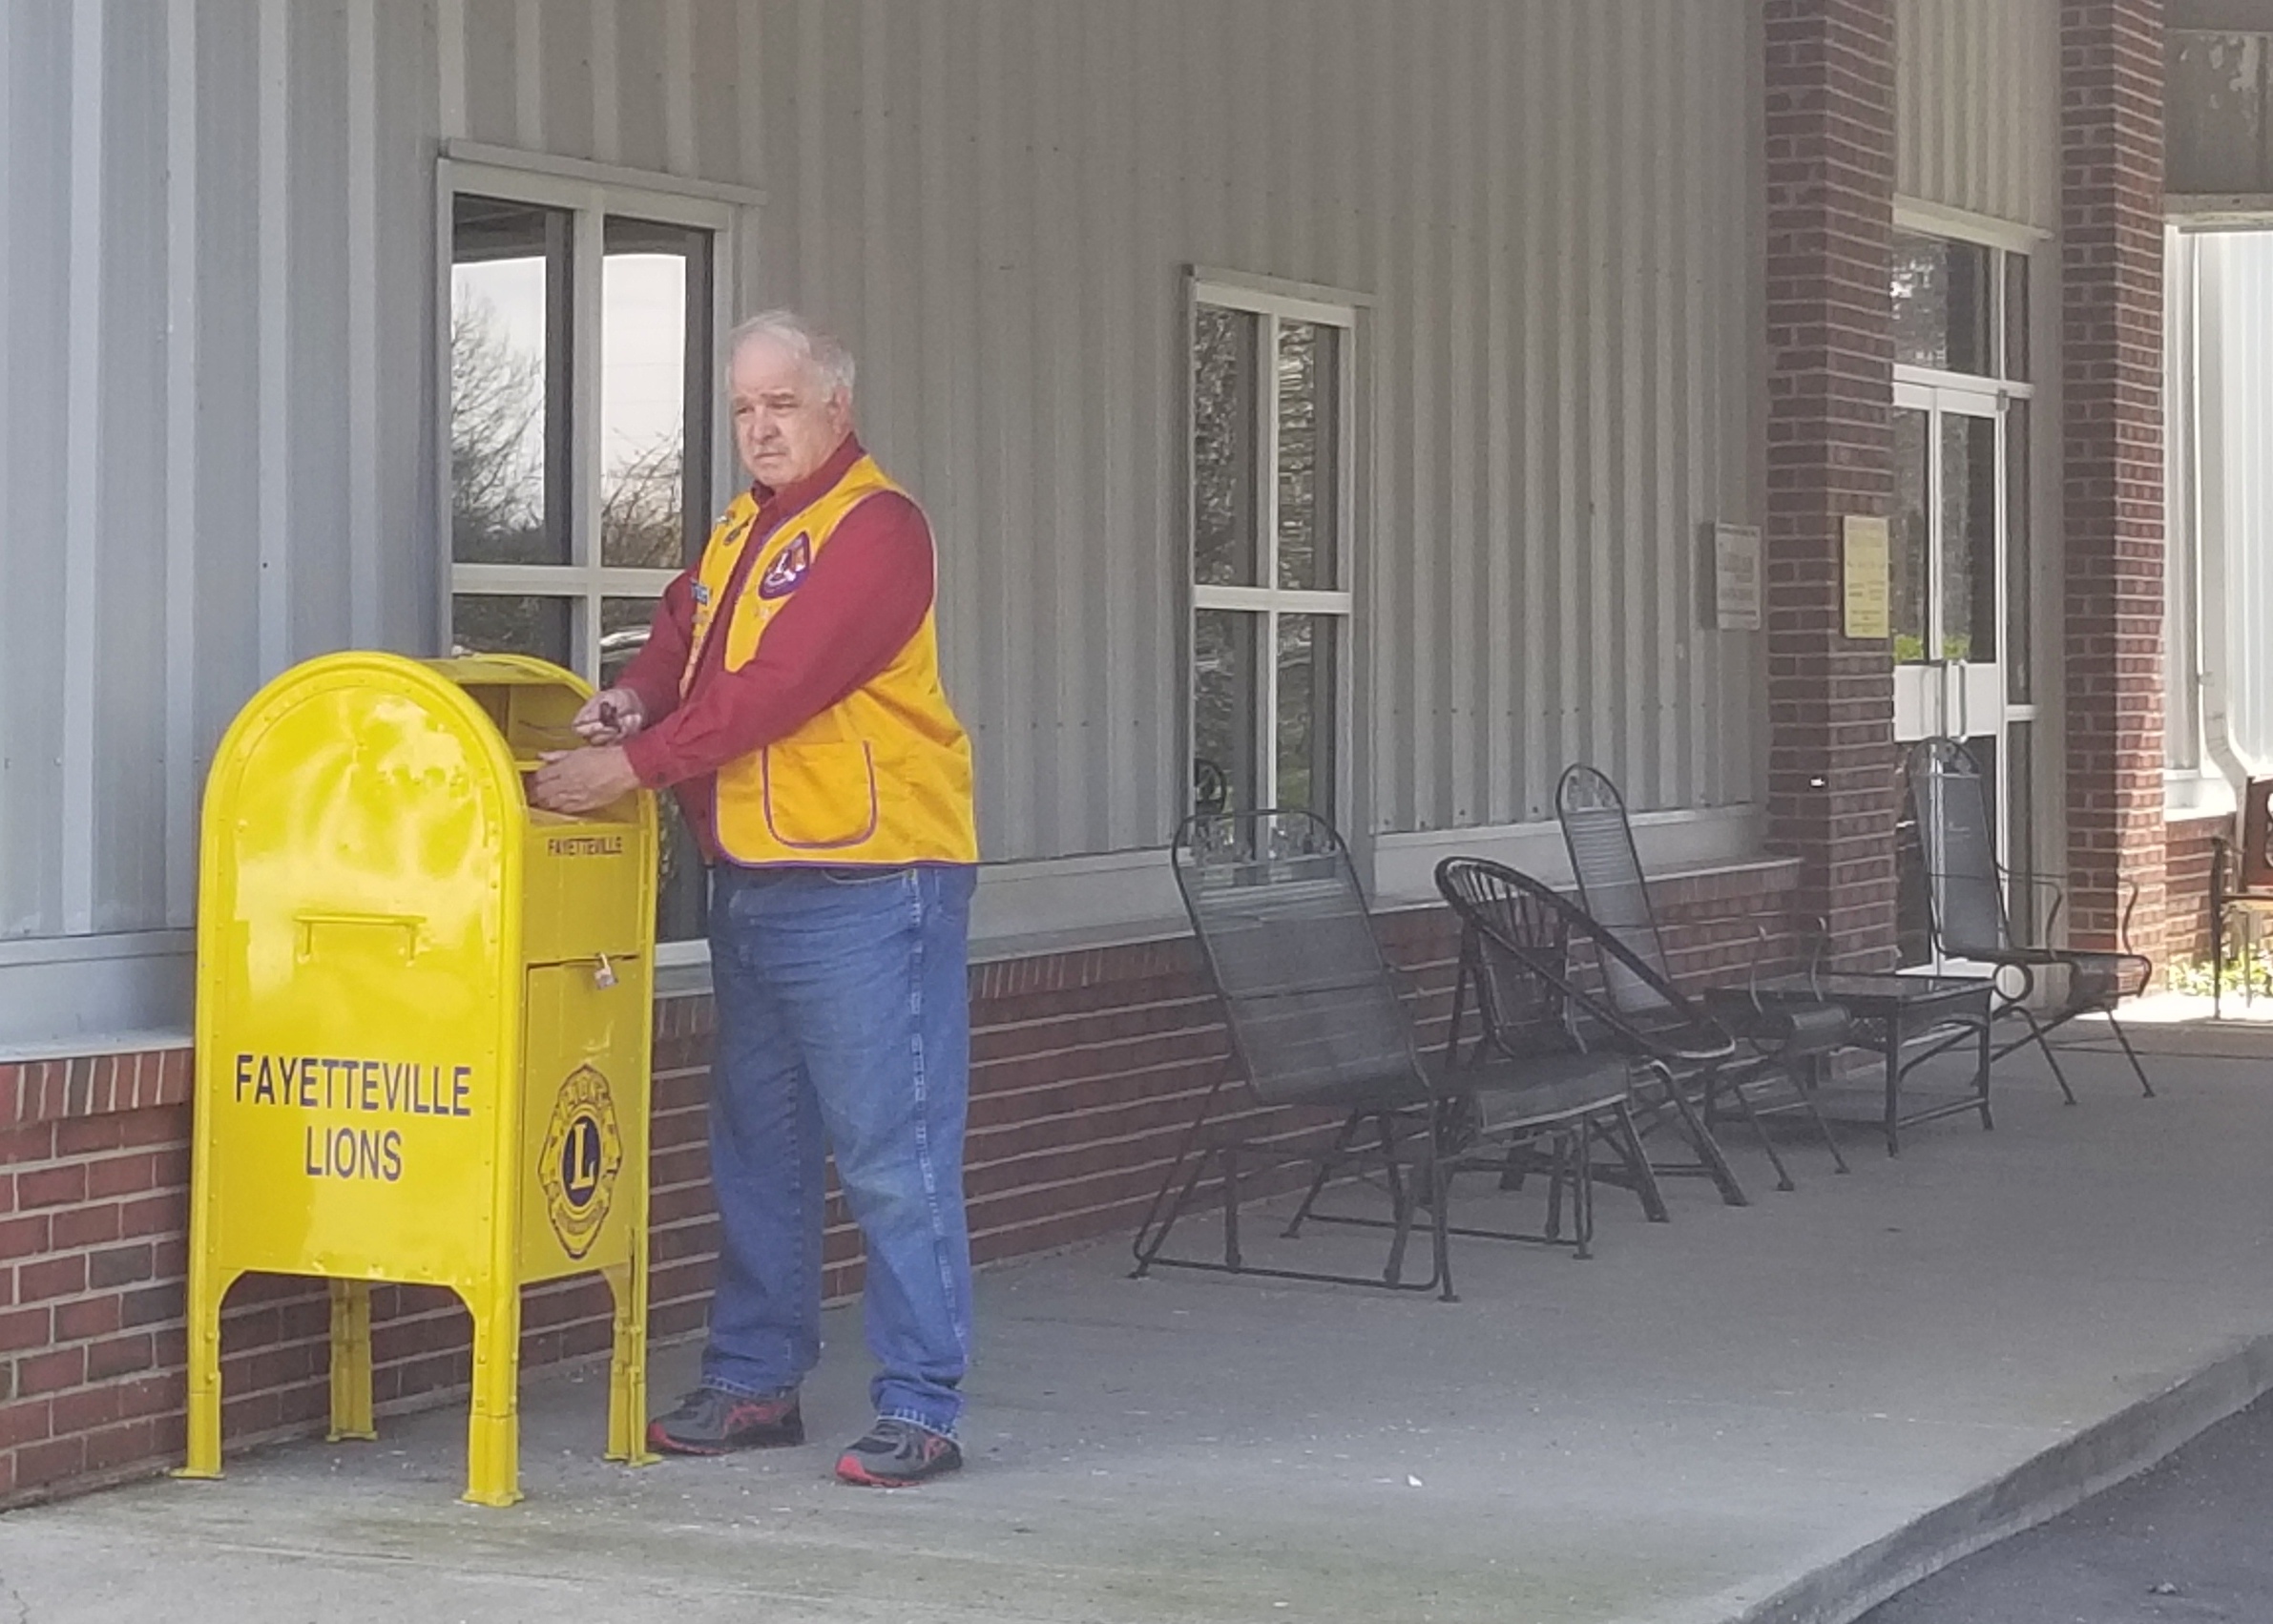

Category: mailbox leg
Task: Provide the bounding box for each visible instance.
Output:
[327,1280,378,1443]
[462,1287,525,1507]
[603,1250,657,1467]
[177,1261,238,1481]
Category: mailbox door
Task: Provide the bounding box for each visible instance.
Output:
[519,961,646,1282]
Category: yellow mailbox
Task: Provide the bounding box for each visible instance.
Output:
[182,651,658,1506]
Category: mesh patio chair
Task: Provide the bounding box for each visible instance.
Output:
[1132,811,1633,1301]
[1556,764,1851,1186]
[1431,862,1671,1229]
[1906,739,2155,1101]
[1437,857,1790,1203]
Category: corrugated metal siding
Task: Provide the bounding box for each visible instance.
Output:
[447,0,1763,857]
[1,0,438,944]
[1895,0,2060,230]
[6,0,1762,950]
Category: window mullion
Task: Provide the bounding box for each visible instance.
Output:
[1261,610,1281,810]
[1258,313,1282,809]
[1259,311,1282,594]
[570,193,609,678]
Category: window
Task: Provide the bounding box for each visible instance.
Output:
[1189,280,1357,826]
[445,162,736,946]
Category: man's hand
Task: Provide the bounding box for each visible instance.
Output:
[530,747,641,815]
[573,687,647,745]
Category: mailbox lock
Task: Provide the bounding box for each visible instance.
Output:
[593,953,618,990]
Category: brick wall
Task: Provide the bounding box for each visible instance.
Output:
[2164,811,2228,965]
[2061,0,2170,960]
[1762,0,1902,968]
[0,860,1799,1508]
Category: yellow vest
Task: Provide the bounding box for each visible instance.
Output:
[680,455,977,866]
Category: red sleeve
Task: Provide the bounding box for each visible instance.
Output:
[613,571,698,726]
[621,493,936,789]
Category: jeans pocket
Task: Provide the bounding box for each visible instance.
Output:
[816,865,907,888]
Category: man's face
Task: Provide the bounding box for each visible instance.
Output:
[729,336,851,491]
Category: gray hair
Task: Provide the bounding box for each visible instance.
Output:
[726,309,857,403]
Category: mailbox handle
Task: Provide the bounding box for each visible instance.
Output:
[294,911,423,963]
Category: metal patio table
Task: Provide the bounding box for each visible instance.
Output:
[1707,972,1994,1158]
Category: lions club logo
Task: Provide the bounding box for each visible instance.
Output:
[539,1065,625,1260]
[758,533,812,599]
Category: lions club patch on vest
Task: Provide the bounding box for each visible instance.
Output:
[539,1065,625,1260]
[759,533,813,599]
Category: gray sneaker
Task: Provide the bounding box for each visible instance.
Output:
[647,1386,804,1455]
[834,1418,962,1486]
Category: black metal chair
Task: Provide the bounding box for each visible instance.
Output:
[1906,738,2155,1100]
[1437,856,1791,1202]
[1432,863,1670,1229]
[1132,811,1632,1301]
[1556,764,1850,1185]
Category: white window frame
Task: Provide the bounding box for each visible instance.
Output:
[1186,272,1362,825]
[436,152,742,682]
[437,150,748,967]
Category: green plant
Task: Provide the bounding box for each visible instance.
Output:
[2165,946,2273,999]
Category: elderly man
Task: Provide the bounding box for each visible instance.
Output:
[530,310,978,1488]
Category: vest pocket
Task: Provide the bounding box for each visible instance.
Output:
[760,742,883,851]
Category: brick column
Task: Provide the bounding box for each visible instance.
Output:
[2060,0,2166,960]
[1762,0,1900,966]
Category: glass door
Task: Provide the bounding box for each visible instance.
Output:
[1891,381,2005,745]
[1892,380,2012,965]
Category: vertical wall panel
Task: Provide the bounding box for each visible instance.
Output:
[1896,0,2061,228]
[4,3,73,941]
[2,0,441,960]
[4,0,1764,975]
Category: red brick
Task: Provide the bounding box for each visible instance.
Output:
[16,1164,88,1210]
[0,1213,51,1260]
[17,1255,87,1303]
[119,1192,185,1239]
[16,1347,85,1396]
[50,1385,122,1437]
[53,1116,127,1156]
[87,1243,153,1290]
[51,1202,121,1250]
[53,1296,122,1343]
[0,1306,49,1353]
[12,1435,87,1489]
[119,1281,184,1330]
[0,1125,55,1166]
[0,1398,52,1448]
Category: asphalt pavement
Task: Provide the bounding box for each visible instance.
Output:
[1864,1388,2273,1623]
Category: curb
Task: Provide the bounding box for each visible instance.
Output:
[1727,1331,2273,1624]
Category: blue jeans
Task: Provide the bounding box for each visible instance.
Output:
[700,862,977,1438]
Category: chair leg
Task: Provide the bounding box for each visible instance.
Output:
[2107,1013,2157,1099]
[2019,1005,2080,1106]
[1664,1072,1749,1207]
[1132,1142,1217,1278]
[1797,1055,1850,1175]
[1376,1114,1414,1288]
[1606,1100,1671,1223]
[1284,1110,1365,1239]
[1545,1131,1567,1243]
[1428,1113,1457,1303]
[1728,1073,1796,1194]
[1132,1073,1229,1277]
[1571,1128,1595,1261]
[1220,1145,1243,1272]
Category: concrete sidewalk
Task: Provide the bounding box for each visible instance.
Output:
[4,1034,2271,1624]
